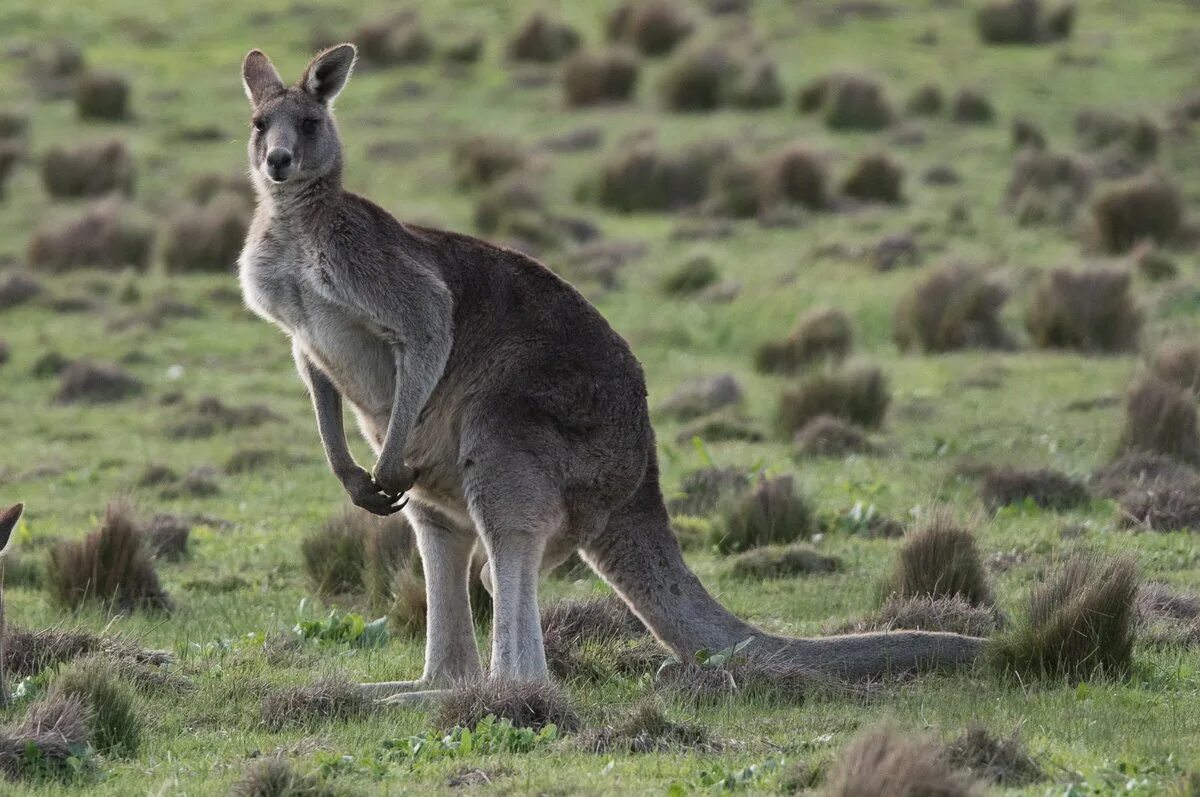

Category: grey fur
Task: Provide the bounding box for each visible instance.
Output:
[237,45,985,692]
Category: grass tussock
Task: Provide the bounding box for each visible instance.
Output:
[301,508,414,605]
[47,500,172,613]
[841,152,904,203]
[1092,452,1197,498]
[452,135,526,189]
[1151,339,1200,394]
[666,466,751,516]
[354,11,434,68]
[978,467,1090,512]
[162,192,250,273]
[27,201,153,272]
[830,595,1001,638]
[0,694,91,781]
[881,513,994,608]
[755,306,853,375]
[802,73,894,132]
[905,83,943,116]
[562,49,639,107]
[778,364,890,435]
[892,263,1012,353]
[944,726,1045,787]
[793,416,877,458]
[507,11,580,63]
[987,552,1138,681]
[53,360,143,405]
[590,137,729,213]
[951,88,995,124]
[75,71,129,120]
[1091,174,1183,254]
[582,704,714,753]
[1004,149,1091,226]
[49,656,141,755]
[711,474,812,554]
[658,45,738,113]
[143,514,190,561]
[165,395,279,439]
[434,679,580,733]
[0,271,44,311]
[727,543,839,579]
[1119,480,1200,532]
[660,254,719,296]
[823,725,983,797]
[759,143,828,210]
[1116,377,1200,465]
[658,373,742,421]
[1025,267,1142,353]
[41,140,134,198]
[607,0,695,57]
[229,756,336,797]
[260,677,370,731]
[3,626,170,679]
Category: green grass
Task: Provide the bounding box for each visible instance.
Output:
[2,0,1200,793]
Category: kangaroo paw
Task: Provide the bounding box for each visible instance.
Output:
[358,680,428,699]
[376,688,449,706]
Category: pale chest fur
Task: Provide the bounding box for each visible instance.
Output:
[238,219,396,427]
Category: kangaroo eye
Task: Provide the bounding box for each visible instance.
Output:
[301,118,320,134]
[252,119,266,132]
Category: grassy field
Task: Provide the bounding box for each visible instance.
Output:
[2,0,1200,794]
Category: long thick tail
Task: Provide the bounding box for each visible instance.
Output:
[580,467,983,681]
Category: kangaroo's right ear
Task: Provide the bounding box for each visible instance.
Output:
[242,49,285,107]
[300,44,357,105]
[0,503,22,556]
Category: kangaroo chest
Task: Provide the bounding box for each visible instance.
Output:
[239,226,395,422]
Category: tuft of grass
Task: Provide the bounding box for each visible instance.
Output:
[40,140,134,199]
[1115,377,1200,465]
[301,508,414,604]
[823,725,983,796]
[755,306,853,375]
[1003,149,1091,226]
[778,364,890,435]
[260,677,370,732]
[978,466,1090,512]
[52,360,143,405]
[590,137,727,212]
[451,135,526,189]
[27,201,153,273]
[0,694,92,781]
[666,465,752,517]
[841,152,904,203]
[880,513,994,608]
[162,193,250,274]
[1151,339,1200,394]
[49,656,141,755]
[810,73,894,132]
[582,704,714,753]
[74,71,130,121]
[562,48,639,108]
[830,594,1001,638]
[2,625,170,679]
[1092,451,1196,498]
[759,143,828,210]
[507,10,580,63]
[658,44,738,113]
[353,11,434,68]
[987,553,1138,681]
[793,415,877,458]
[951,88,995,124]
[727,543,839,579]
[711,474,812,554]
[1091,173,1182,254]
[1025,267,1142,353]
[660,254,719,296]
[47,500,171,613]
[607,0,695,57]
[228,756,337,797]
[944,726,1044,787]
[433,679,580,734]
[1119,479,1200,532]
[892,263,1012,353]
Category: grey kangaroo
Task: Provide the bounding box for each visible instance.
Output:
[238,44,983,700]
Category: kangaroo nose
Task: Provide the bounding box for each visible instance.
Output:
[266,148,292,169]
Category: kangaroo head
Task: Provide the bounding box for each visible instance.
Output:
[0,503,22,557]
[241,44,356,190]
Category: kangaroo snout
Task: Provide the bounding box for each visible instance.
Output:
[265,148,293,181]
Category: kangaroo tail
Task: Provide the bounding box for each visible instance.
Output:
[580,464,984,681]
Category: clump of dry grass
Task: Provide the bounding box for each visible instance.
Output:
[1119,480,1200,532]
[52,360,144,404]
[260,677,369,732]
[988,553,1138,681]
[830,595,1001,638]
[3,626,170,679]
[666,465,752,517]
[562,49,639,107]
[841,152,904,203]
[1132,244,1177,282]
[452,135,526,189]
[142,514,190,561]
[755,307,853,375]
[434,679,580,733]
[711,474,812,554]
[354,11,434,67]
[27,201,153,272]
[607,0,695,57]
[728,57,784,110]
[165,395,278,439]
[229,756,334,797]
[0,694,91,781]
[657,373,743,421]
[1003,149,1092,226]
[75,71,130,120]
[793,416,877,458]
[823,725,983,797]
[892,263,1011,353]
[41,140,133,198]
[1150,339,1200,394]
[0,271,44,311]
[582,704,713,753]
[1025,267,1142,353]
[707,156,763,218]
[951,88,995,124]
[778,364,890,436]
[1136,582,1200,650]
[881,513,994,608]
[1011,116,1047,151]
[1092,451,1196,498]
[1115,377,1200,465]
[1091,174,1183,254]
[46,500,172,614]
[944,727,1044,787]
[301,508,414,605]
[162,192,250,273]
[591,138,728,212]
[49,656,141,755]
[801,73,895,132]
[0,143,21,202]
[759,143,828,210]
[728,543,839,579]
[978,467,1090,512]
[507,11,580,63]
[658,44,738,113]
[660,254,719,296]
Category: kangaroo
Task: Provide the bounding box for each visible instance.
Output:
[1,503,22,706]
[238,45,984,700]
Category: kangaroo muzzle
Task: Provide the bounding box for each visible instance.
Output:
[265,147,294,182]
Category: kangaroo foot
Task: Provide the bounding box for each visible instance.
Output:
[376,688,449,706]
[358,679,429,699]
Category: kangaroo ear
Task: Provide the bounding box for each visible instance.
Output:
[242,49,284,107]
[0,503,22,556]
[301,44,357,105]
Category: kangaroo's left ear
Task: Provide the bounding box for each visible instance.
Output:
[300,43,357,105]
[0,503,23,556]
